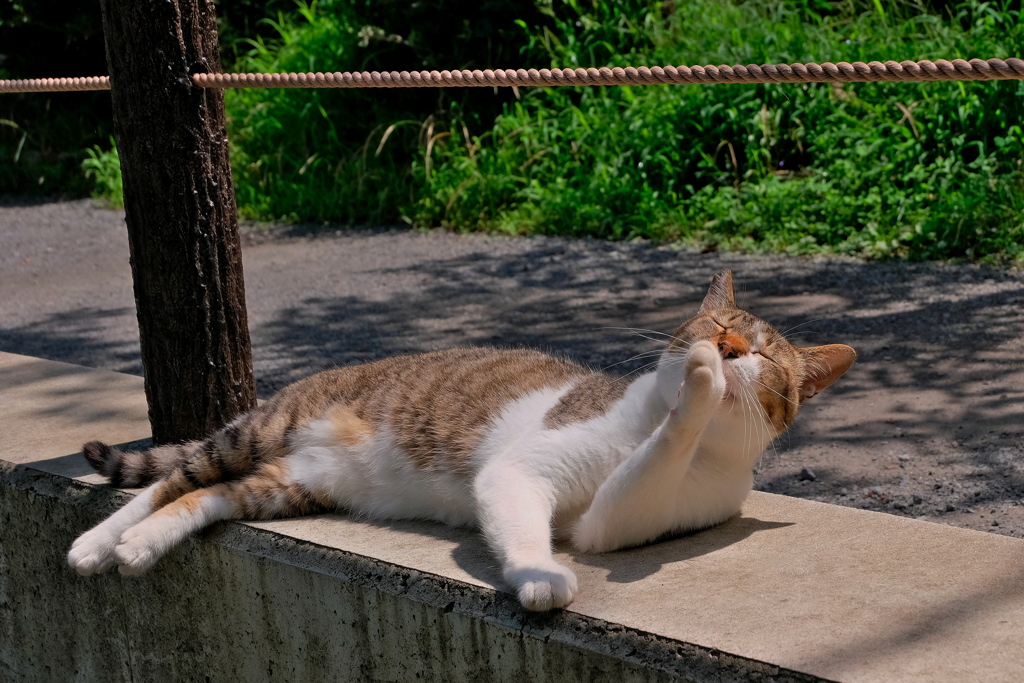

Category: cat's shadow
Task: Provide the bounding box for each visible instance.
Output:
[566,515,794,583]
[445,513,794,588]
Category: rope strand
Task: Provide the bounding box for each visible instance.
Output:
[3,58,1023,93]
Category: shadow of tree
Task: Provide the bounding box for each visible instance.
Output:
[0,307,142,376]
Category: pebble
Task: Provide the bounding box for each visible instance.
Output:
[798,467,816,482]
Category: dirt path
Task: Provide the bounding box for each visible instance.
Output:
[2,199,1022,537]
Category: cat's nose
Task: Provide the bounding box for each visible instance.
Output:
[717,335,748,359]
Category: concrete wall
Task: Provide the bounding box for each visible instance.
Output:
[0,463,811,683]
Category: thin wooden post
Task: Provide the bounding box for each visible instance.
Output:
[98,0,257,443]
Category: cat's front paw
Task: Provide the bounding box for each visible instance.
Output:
[505,562,578,612]
[681,340,726,406]
[67,527,119,576]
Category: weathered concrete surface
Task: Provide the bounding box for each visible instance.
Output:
[4,466,767,683]
[2,351,1024,682]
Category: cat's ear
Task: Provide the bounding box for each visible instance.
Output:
[698,270,736,313]
[798,344,857,401]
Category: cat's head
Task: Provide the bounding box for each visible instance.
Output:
[662,271,856,436]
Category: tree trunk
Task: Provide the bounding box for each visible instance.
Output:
[98,0,257,443]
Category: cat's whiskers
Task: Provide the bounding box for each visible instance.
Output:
[613,357,667,384]
[743,382,780,481]
[737,381,752,461]
[602,349,670,371]
[743,385,766,475]
[599,327,692,347]
[751,378,799,406]
[779,318,826,339]
[745,385,770,481]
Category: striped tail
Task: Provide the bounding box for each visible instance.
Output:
[82,440,199,487]
[81,416,275,488]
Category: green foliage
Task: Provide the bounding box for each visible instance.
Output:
[6,0,1022,264]
[406,0,1024,263]
[225,0,543,222]
[0,0,112,196]
[81,138,123,208]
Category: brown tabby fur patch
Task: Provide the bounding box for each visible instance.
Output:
[151,469,197,510]
[543,374,629,429]
[153,487,209,517]
[357,348,587,472]
[150,461,328,520]
[126,349,598,496]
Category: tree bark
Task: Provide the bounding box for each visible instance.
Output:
[98,0,257,443]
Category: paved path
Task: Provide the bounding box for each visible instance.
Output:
[2,199,1022,536]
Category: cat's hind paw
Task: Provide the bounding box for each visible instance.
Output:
[505,562,578,612]
[67,528,119,576]
[113,522,166,575]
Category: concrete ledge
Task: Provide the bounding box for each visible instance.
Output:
[2,351,1023,682]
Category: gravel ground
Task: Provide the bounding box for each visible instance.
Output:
[2,198,1022,537]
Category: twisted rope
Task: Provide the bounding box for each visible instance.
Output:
[0,76,111,93]
[3,58,1024,93]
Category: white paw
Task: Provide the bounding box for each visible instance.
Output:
[505,562,578,612]
[113,523,164,575]
[681,341,726,405]
[67,527,119,576]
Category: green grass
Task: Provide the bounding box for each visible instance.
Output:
[85,0,1024,264]
[414,0,1024,263]
[81,137,123,208]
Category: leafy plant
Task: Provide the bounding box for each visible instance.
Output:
[0,0,112,196]
[81,138,123,208]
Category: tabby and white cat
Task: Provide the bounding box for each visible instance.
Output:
[68,271,855,611]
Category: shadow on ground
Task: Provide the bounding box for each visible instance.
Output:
[0,307,142,375]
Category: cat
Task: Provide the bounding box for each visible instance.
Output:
[67,270,855,611]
